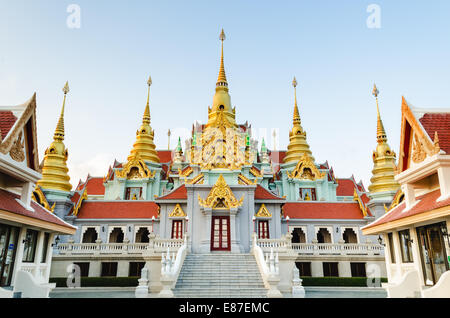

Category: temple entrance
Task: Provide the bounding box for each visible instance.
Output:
[417,222,449,286]
[211,216,230,251]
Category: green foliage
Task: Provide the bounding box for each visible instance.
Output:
[49,276,139,287]
[300,276,388,287]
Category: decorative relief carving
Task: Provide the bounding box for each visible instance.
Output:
[9,131,25,162]
[255,203,272,218]
[115,155,156,179]
[287,153,325,180]
[169,204,186,218]
[411,133,427,164]
[198,174,244,209]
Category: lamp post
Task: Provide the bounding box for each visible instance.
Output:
[286,216,290,234]
[185,215,189,234]
[151,216,155,233]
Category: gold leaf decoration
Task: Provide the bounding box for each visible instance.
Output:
[287,153,325,180]
[169,204,186,218]
[198,174,244,209]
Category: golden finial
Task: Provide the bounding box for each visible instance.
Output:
[217,29,228,87]
[143,75,151,125]
[54,81,69,141]
[372,84,379,98]
[219,28,226,42]
[372,84,386,142]
[292,77,301,126]
[63,81,70,95]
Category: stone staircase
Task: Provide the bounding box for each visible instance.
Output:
[173,253,267,298]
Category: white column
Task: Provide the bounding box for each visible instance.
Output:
[402,183,415,210]
[409,227,425,286]
[437,166,450,201]
[44,233,56,282]
[11,227,27,285]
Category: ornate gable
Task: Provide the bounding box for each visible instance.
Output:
[287,153,325,180]
[198,174,244,209]
[255,203,272,218]
[169,204,186,218]
[116,154,156,179]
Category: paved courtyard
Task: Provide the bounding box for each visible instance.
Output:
[49,287,387,298]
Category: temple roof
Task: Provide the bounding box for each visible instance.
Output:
[363,189,450,231]
[156,184,187,200]
[254,185,284,201]
[76,176,105,195]
[418,112,450,154]
[283,201,367,219]
[0,189,75,233]
[76,201,159,219]
[0,111,17,140]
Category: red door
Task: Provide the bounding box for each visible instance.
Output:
[211,216,230,251]
[171,220,183,239]
[258,220,270,239]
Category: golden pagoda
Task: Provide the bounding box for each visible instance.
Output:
[191,29,247,170]
[205,29,237,129]
[368,84,400,193]
[126,76,160,163]
[283,77,314,163]
[37,82,72,192]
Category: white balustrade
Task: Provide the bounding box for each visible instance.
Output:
[289,242,383,256]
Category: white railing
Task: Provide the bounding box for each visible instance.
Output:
[153,238,184,252]
[158,236,188,298]
[57,239,184,256]
[17,263,49,284]
[291,242,383,255]
[256,238,383,256]
[252,234,283,298]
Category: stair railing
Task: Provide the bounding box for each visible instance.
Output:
[252,233,283,298]
[158,235,188,298]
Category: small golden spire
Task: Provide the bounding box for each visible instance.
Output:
[284,77,314,163]
[54,81,69,141]
[217,29,228,87]
[368,83,399,195]
[292,77,301,126]
[37,81,72,192]
[143,76,152,125]
[373,84,387,143]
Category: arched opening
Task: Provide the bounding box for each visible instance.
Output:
[135,228,150,243]
[109,228,124,243]
[291,228,306,243]
[219,105,225,110]
[82,228,98,243]
[317,228,332,243]
[343,228,358,243]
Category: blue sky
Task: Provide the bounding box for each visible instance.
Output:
[1,1,450,188]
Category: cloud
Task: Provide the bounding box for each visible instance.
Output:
[67,153,116,188]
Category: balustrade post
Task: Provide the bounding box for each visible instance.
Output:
[67,239,74,256]
[338,240,346,255]
[95,239,102,256]
[312,239,319,256]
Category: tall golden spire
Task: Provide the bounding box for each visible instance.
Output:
[37,82,72,192]
[217,29,228,87]
[284,77,314,163]
[126,76,160,163]
[206,28,237,128]
[368,84,399,194]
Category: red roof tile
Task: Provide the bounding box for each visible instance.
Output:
[76,201,159,219]
[157,185,187,200]
[283,202,365,219]
[269,151,286,164]
[336,178,357,196]
[85,177,105,195]
[419,113,450,154]
[158,150,173,163]
[0,189,75,231]
[255,185,284,200]
[0,111,17,140]
[364,189,450,230]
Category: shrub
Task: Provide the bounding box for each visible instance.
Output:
[50,276,139,288]
[300,277,388,287]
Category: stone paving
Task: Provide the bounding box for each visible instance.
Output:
[49,287,387,298]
